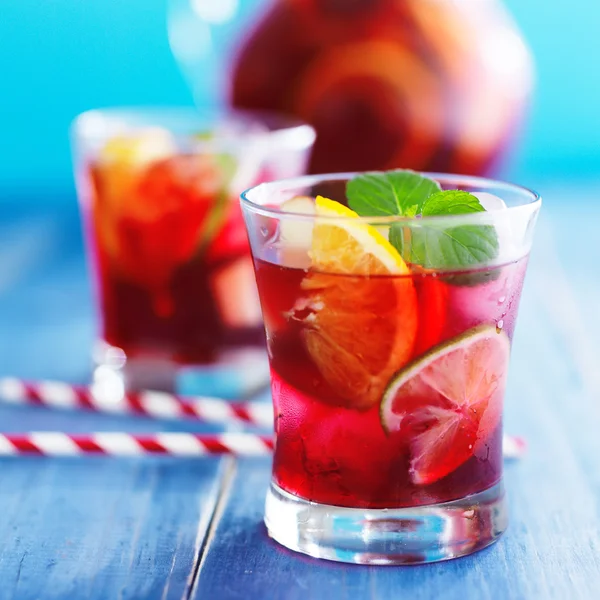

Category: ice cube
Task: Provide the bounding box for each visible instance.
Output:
[473,191,508,211]
[278,196,315,264]
[473,192,516,263]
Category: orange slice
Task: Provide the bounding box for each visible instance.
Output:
[92,133,234,294]
[298,196,418,410]
[293,40,445,172]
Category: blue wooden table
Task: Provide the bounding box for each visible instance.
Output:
[0,183,599,599]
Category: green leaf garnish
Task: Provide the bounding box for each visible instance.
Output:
[193,130,214,141]
[397,189,499,269]
[212,153,238,184]
[389,222,499,270]
[347,170,441,218]
[196,153,238,254]
[346,171,499,271]
[421,190,488,216]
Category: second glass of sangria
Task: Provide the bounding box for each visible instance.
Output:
[73,108,315,397]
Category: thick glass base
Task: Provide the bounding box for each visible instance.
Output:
[265,481,507,565]
[92,341,270,400]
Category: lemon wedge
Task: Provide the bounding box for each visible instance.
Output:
[310,196,409,275]
[99,128,175,168]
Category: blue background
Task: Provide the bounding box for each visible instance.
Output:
[0,0,597,201]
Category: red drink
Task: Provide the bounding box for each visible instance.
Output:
[88,152,263,366]
[74,109,315,393]
[241,171,540,563]
[256,259,527,508]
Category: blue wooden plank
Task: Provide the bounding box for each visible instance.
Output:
[0,404,226,434]
[0,199,236,599]
[0,456,226,600]
[191,204,600,599]
[3,187,600,598]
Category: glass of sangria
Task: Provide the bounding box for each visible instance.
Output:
[241,170,540,564]
[73,108,315,397]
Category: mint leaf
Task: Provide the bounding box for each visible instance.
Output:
[421,190,487,216]
[347,169,440,217]
[388,188,499,270]
[390,222,499,270]
[345,171,499,271]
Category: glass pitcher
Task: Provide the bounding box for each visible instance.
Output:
[169,0,533,176]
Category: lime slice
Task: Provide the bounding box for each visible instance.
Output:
[381,324,510,485]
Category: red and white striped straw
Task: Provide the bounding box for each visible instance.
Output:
[0,377,272,428]
[0,432,525,459]
[0,432,274,457]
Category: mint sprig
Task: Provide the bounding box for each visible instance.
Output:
[421,190,488,216]
[347,170,441,218]
[346,170,499,271]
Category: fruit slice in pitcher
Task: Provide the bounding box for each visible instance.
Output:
[293,40,444,172]
[380,324,509,484]
[296,196,418,410]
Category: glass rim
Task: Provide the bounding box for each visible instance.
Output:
[240,171,542,225]
[71,106,316,151]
